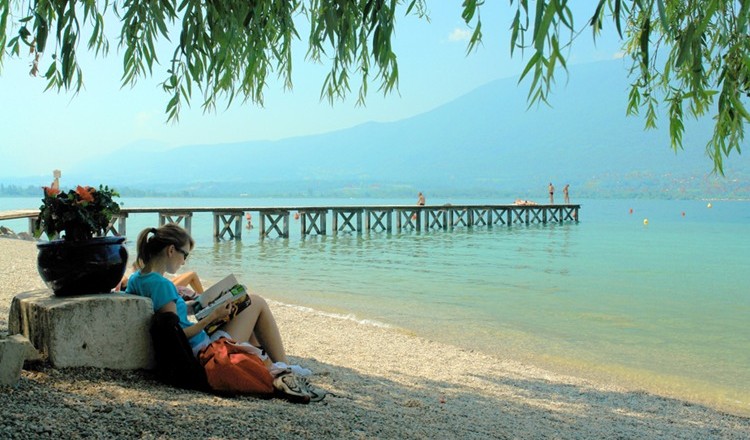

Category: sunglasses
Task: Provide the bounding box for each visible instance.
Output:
[175,247,190,260]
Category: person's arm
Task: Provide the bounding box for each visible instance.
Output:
[157,301,234,339]
[184,300,196,315]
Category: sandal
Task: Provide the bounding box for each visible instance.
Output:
[298,376,327,402]
[273,372,311,404]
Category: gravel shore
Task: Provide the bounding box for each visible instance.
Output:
[1,236,749,439]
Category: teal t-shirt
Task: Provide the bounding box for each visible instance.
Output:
[126,271,209,351]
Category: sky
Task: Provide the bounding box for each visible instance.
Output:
[0,3,623,178]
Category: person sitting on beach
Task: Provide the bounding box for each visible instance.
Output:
[125,224,290,362]
[126,224,323,402]
[171,270,204,300]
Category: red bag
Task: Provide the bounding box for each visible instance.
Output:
[198,338,274,395]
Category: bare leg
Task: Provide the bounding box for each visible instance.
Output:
[115,275,128,291]
[221,294,288,363]
[171,271,204,293]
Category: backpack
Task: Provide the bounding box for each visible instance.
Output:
[198,337,275,396]
[149,311,210,392]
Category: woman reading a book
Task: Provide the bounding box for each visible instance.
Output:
[125,224,289,364]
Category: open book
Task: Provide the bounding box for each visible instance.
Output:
[192,274,251,334]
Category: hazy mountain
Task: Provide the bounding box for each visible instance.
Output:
[61,59,749,198]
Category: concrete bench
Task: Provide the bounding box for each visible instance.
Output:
[8,290,155,370]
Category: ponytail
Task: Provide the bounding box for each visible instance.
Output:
[135,223,194,267]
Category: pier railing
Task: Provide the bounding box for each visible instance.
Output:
[1,204,580,240]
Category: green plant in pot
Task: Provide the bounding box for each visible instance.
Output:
[34,185,128,296]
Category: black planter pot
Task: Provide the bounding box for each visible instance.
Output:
[37,236,128,296]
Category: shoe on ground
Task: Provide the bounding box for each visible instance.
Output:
[273,372,311,404]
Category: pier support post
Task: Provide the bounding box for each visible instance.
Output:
[488,207,504,226]
[395,208,421,231]
[213,211,243,240]
[105,213,128,237]
[159,212,193,234]
[471,208,490,227]
[299,209,328,236]
[547,207,559,223]
[424,209,447,230]
[450,208,471,229]
[258,210,290,239]
[509,207,525,225]
[332,209,362,234]
[528,207,543,224]
[562,206,578,223]
[364,209,392,233]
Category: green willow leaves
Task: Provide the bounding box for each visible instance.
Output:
[1,0,427,121]
[0,0,747,172]
[479,0,749,174]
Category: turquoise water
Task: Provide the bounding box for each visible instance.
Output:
[2,196,749,415]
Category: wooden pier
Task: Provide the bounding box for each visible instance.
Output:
[0,204,580,240]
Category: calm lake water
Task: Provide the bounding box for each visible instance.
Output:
[3,196,749,415]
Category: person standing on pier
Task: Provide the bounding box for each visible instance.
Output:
[51,169,61,190]
[563,184,570,204]
[412,192,426,221]
[548,183,555,204]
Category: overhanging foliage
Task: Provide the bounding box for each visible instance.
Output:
[0,0,747,172]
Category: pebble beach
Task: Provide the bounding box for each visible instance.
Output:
[1,236,749,439]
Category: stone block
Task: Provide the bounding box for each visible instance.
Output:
[9,290,154,369]
[0,334,40,386]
